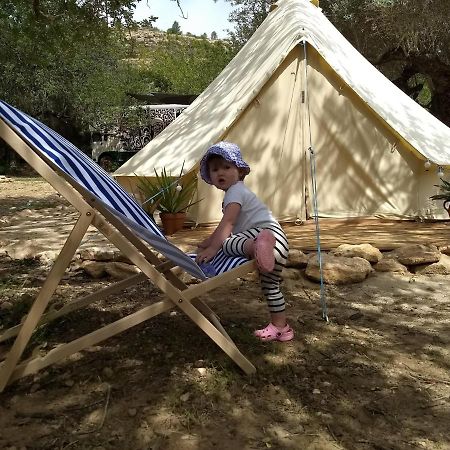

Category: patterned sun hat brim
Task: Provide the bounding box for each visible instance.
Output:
[200,141,251,184]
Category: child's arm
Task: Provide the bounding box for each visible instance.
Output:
[196,202,241,263]
[197,235,212,249]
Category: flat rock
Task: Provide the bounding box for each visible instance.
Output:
[79,247,117,261]
[105,261,141,279]
[374,258,408,273]
[412,254,450,275]
[283,268,302,280]
[305,254,373,285]
[439,245,450,256]
[80,261,108,278]
[390,244,441,266]
[331,243,382,263]
[286,249,308,268]
[1,241,45,259]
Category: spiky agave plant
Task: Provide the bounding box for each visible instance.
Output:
[136,163,202,215]
[430,178,450,215]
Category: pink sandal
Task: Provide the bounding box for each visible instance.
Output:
[253,230,276,273]
[254,323,294,342]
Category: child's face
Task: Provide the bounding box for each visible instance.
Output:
[208,157,241,191]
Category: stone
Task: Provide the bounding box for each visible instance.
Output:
[81,261,108,278]
[37,250,60,265]
[105,261,141,279]
[79,247,116,262]
[30,383,40,393]
[374,258,408,273]
[171,266,198,284]
[180,392,191,402]
[413,254,450,275]
[282,268,302,280]
[331,243,383,263]
[240,271,259,282]
[305,254,373,285]
[268,424,291,440]
[286,249,308,268]
[0,301,13,311]
[390,244,441,266]
[2,241,44,260]
[102,367,114,378]
[439,245,450,256]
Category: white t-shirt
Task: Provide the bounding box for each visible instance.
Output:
[223,181,278,234]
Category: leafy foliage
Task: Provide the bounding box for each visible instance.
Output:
[167,20,182,34]
[430,178,450,202]
[136,34,234,94]
[320,0,450,62]
[0,0,146,134]
[226,0,272,50]
[136,167,201,214]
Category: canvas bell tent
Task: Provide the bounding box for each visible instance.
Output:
[115,0,450,224]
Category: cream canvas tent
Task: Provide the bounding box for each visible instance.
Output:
[115,0,450,224]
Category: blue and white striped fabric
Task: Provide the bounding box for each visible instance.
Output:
[0,100,250,280]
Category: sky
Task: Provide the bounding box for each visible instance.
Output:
[133,0,234,39]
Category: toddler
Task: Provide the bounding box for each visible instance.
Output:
[196,141,293,342]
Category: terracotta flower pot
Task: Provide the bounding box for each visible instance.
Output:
[159,212,186,235]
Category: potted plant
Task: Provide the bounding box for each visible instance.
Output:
[136,165,201,235]
[430,178,450,217]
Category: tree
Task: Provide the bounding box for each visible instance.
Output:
[138,16,158,28]
[211,31,218,40]
[139,34,233,94]
[319,0,450,124]
[167,20,182,34]
[0,0,147,138]
[225,0,272,50]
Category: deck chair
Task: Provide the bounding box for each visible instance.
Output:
[0,100,257,392]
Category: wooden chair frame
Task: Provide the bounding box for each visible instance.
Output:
[0,116,256,393]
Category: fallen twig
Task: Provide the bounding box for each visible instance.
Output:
[60,440,79,450]
[420,395,450,409]
[76,383,111,435]
[402,363,450,385]
[64,398,104,413]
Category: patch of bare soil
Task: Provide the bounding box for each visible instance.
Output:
[0,178,449,450]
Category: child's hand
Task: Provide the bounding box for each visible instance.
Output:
[195,247,217,264]
[197,238,210,249]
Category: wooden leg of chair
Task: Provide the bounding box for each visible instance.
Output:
[0,212,92,392]
[8,299,174,384]
[191,298,233,342]
[0,273,147,344]
[176,297,256,375]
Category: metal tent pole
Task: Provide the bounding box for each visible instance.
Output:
[301,40,329,322]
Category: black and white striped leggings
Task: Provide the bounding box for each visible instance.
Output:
[222,224,289,313]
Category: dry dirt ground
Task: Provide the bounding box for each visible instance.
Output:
[0,178,449,450]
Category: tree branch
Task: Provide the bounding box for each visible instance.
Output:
[174,0,188,19]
